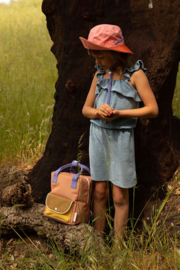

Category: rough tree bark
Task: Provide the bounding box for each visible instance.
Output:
[28,0,180,218]
[0,204,105,253]
[0,181,32,207]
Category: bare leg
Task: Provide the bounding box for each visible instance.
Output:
[93,181,108,239]
[113,185,129,246]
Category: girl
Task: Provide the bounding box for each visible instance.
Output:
[79,24,158,245]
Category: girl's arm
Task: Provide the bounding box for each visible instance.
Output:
[83,69,158,121]
[109,69,159,120]
[82,72,99,119]
[119,69,158,118]
[82,71,113,119]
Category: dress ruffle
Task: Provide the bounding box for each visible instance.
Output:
[123,60,147,80]
[95,64,105,79]
[94,60,146,103]
[95,79,141,102]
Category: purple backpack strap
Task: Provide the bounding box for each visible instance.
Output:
[52,160,91,189]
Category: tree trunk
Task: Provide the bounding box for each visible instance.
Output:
[28,0,180,218]
[0,204,105,253]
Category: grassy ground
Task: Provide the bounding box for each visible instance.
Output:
[0,0,57,167]
[1,172,180,269]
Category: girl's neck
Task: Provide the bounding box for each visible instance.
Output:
[104,69,124,80]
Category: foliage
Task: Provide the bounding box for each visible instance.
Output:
[172,63,180,118]
[0,0,57,167]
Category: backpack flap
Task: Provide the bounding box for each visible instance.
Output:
[45,193,74,223]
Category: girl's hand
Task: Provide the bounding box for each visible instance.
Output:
[97,103,114,117]
[95,109,120,122]
[104,110,120,122]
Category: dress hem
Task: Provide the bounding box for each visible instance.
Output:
[91,179,137,189]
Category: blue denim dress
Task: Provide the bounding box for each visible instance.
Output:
[89,60,147,188]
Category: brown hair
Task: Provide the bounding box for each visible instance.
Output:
[88,49,132,79]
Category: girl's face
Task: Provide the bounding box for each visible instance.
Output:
[92,52,113,70]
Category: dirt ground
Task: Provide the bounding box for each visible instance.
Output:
[0,234,57,268]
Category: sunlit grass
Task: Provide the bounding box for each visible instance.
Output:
[0,0,179,167]
[0,0,57,167]
[172,63,180,118]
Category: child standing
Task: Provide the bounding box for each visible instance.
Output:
[79,24,158,244]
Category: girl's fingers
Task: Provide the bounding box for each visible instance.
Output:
[98,109,108,116]
[99,111,107,117]
[99,104,114,116]
[96,110,106,120]
[95,105,114,119]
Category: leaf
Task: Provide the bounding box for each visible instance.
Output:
[167,185,172,190]
[11,255,15,261]
[175,248,180,257]
[12,204,26,207]
[174,189,180,195]
[7,239,14,246]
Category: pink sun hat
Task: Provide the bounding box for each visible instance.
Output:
[79,24,133,54]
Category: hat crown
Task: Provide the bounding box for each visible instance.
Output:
[79,24,133,54]
[88,24,124,47]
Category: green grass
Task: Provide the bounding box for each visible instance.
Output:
[0,0,180,168]
[1,176,180,269]
[0,0,57,167]
[172,63,180,118]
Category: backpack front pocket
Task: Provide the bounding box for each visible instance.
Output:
[45,193,74,223]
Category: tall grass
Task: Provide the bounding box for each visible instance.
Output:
[0,0,179,167]
[1,177,180,269]
[0,0,57,167]
[172,63,180,118]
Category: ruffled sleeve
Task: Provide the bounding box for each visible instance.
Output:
[95,64,105,80]
[123,60,147,81]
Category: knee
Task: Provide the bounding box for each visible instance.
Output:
[113,191,129,208]
[94,186,108,203]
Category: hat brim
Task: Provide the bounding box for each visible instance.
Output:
[79,37,133,54]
